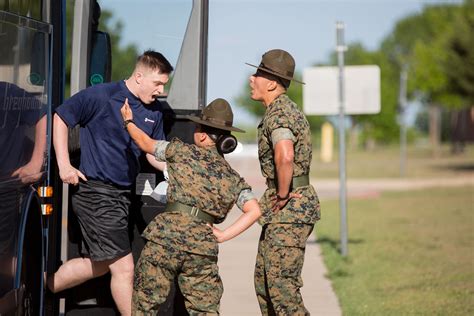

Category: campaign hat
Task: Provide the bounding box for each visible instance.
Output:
[187,98,245,133]
[245,49,305,84]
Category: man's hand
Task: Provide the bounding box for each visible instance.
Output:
[270,192,302,213]
[11,161,43,184]
[59,164,87,185]
[211,226,226,243]
[121,98,133,121]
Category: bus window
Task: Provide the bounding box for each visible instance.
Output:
[0,11,51,186]
[99,0,192,95]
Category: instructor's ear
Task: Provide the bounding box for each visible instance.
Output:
[267,79,278,92]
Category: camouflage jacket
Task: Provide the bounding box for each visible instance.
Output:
[143,138,251,256]
[257,94,320,225]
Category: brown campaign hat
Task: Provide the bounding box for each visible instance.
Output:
[186,98,245,133]
[245,49,305,84]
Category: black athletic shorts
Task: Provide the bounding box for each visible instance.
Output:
[72,180,132,261]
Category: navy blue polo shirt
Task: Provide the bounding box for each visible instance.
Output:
[55,81,164,187]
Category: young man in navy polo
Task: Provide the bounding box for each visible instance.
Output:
[48,50,173,315]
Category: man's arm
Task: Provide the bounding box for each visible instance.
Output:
[146,154,166,171]
[273,139,294,210]
[53,114,87,185]
[212,195,262,243]
[12,116,47,183]
[121,99,168,165]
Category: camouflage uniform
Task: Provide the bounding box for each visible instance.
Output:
[255,94,321,315]
[132,138,253,315]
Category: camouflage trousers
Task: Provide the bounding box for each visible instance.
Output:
[254,223,313,316]
[132,241,223,315]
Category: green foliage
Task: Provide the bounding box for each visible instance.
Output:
[382,3,469,110]
[64,0,139,97]
[235,73,265,118]
[97,9,139,81]
[443,0,474,106]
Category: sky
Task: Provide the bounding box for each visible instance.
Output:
[99,0,460,125]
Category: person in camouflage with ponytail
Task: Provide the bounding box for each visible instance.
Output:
[121,97,262,315]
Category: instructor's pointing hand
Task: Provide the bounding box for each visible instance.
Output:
[121,98,133,121]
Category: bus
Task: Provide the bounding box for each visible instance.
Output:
[0,0,208,314]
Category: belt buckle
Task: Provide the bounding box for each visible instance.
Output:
[190,206,199,217]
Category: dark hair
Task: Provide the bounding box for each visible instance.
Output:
[201,125,238,155]
[136,50,174,74]
[255,69,290,89]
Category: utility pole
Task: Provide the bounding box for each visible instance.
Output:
[336,21,348,257]
[399,64,408,177]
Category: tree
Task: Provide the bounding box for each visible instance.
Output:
[64,0,139,96]
[97,9,139,82]
[443,0,474,106]
[442,0,474,152]
[381,3,464,154]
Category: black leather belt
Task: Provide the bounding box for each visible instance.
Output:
[266,174,310,190]
[164,201,216,224]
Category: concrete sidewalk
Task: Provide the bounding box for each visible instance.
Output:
[217,155,342,315]
[217,212,341,316]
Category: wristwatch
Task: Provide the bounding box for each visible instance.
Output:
[276,192,290,201]
[123,119,134,129]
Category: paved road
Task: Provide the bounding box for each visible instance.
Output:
[313,176,474,200]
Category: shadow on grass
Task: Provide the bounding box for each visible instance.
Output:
[433,162,474,172]
[314,236,364,250]
[315,237,364,279]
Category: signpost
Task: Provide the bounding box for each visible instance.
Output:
[336,22,348,257]
[303,22,381,256]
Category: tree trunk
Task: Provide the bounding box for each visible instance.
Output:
[428,104,441,157]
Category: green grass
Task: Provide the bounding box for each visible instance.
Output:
[311,144,474,179]
[316,186,474,316]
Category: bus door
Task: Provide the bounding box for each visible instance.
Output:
[0,8,53,316]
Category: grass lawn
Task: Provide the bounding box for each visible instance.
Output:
[311,144,474,179]
[316,186,474,315]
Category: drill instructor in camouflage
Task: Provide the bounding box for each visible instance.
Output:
[121,98,262,315]
[247,49,321,315]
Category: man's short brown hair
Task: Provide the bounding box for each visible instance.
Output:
[136,50,174,74]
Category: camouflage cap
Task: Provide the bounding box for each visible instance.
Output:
[187,98,245,133]
[246,49,305,84]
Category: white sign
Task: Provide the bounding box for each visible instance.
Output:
[303,65,381,115]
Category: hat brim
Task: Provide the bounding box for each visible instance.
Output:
[186,115,245,133]
[245,63,305,85]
